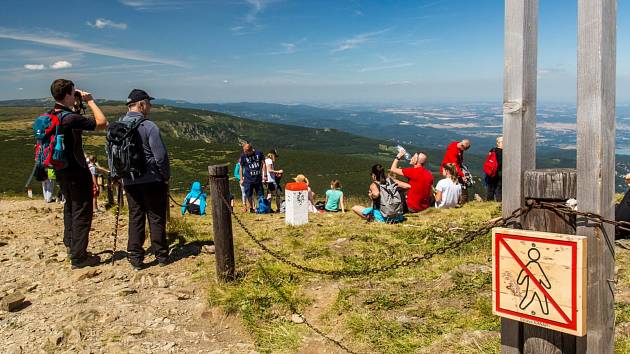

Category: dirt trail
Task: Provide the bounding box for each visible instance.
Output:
[0,198,256,354]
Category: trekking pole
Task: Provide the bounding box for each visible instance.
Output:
[23,161,37,194]
[112,184,123,265]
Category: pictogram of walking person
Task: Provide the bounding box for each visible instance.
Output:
[517,245,551,315]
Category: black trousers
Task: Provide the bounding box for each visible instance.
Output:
[124,182,168,264]
[57,168,93,263]
[487,176,503,202]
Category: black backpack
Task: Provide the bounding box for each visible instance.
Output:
[106,118,147,179]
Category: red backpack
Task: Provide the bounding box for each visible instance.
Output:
[483,150,498,177]
[32,111,69,181]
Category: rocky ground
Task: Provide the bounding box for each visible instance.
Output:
[0,198,256,354]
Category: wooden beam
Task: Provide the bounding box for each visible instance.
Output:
[502,1,538,352]
[576,0,616,353]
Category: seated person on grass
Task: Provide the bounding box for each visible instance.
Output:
[389,149,434,213]
[324,180,346,213]
[352,164,405,224]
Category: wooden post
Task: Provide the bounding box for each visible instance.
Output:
[522,169,577,353]
[208,164,236,282]
[576,0,616,353]
[502,0,538,352]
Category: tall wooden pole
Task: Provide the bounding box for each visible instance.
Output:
[576,0,616,353]
[502,0,538,352]
[208,164,236,282]
[522,169,578,353]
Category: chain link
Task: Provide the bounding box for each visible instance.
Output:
[257,264,358,354]
[220,195,529,277]
[528,200,630,233]
[168,193,185,207]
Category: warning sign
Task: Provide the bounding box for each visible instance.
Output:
[492,227,587,336]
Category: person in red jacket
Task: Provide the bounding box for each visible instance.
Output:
[390,150,434,213]
[440,139,471,202]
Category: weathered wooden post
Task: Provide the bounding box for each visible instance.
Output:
[576,0,616,353]
[501,0,616,352]
[208,164,236,282]
[502,0,538,351]
[522,169,578,352]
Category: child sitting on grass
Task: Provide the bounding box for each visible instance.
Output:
[324,180,345,213]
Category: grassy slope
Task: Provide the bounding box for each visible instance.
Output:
[166,199,630,353]
[0,104,491,198]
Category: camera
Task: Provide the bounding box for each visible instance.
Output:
[73,91,87,114]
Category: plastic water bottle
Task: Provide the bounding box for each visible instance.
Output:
[396,145,411,160]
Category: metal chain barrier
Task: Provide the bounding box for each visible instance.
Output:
[257,263,358,354]
[528,200,630,233]
[221,195,530,277]
[168,193,185,207]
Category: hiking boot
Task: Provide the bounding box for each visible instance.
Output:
[71,254,101,270]
[129,261,144,271]
[158,257,171,267]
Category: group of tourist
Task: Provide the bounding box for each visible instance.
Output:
[35,77,507,271]
[230,136,504,224]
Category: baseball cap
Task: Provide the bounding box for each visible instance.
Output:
[126,89,155,105]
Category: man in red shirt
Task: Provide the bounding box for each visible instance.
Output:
[440,139,471,202]
[390,150,434,213]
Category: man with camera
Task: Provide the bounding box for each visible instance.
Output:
[50,79,108,269]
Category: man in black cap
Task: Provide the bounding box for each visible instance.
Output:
[121,89,171,270]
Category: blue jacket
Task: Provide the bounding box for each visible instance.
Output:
[181,181,206,215]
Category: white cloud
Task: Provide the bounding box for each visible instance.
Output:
[118,0,202,11]
[358,62,414,72]
[50,60,73,69]
[281,43,296,53]
[24,64,45,70]
[17,87,23,90]
[332,29,389,53]
[0,28,184,67]
[87,18,128,30]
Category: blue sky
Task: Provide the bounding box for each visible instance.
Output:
[0,0,629,103]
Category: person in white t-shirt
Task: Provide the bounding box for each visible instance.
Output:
[435,163,462,209]
[265,150,283,212]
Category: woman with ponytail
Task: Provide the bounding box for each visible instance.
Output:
[434,163,462,208]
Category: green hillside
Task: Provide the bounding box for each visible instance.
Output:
[0,104,436,198]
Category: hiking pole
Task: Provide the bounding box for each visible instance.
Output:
[23,161,37,196]
[112,184,123,265]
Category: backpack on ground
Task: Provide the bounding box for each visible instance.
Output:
[32,110,70,181]
[106,118,147,179]
[483,150,498,178]
[377,178,403,219]
[186,194,202,215]
[256,195,272,214]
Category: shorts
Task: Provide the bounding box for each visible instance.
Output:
[362,207,404,224]
[266,182,280,194]
[243,182,264,198]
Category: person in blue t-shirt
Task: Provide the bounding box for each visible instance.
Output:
[324,180,345,213]
[239,143,267,212]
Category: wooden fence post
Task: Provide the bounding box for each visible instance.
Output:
[522,169,577,353]
[576,0,616,353]
[208,164,236,282]
[502,0,538,352]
